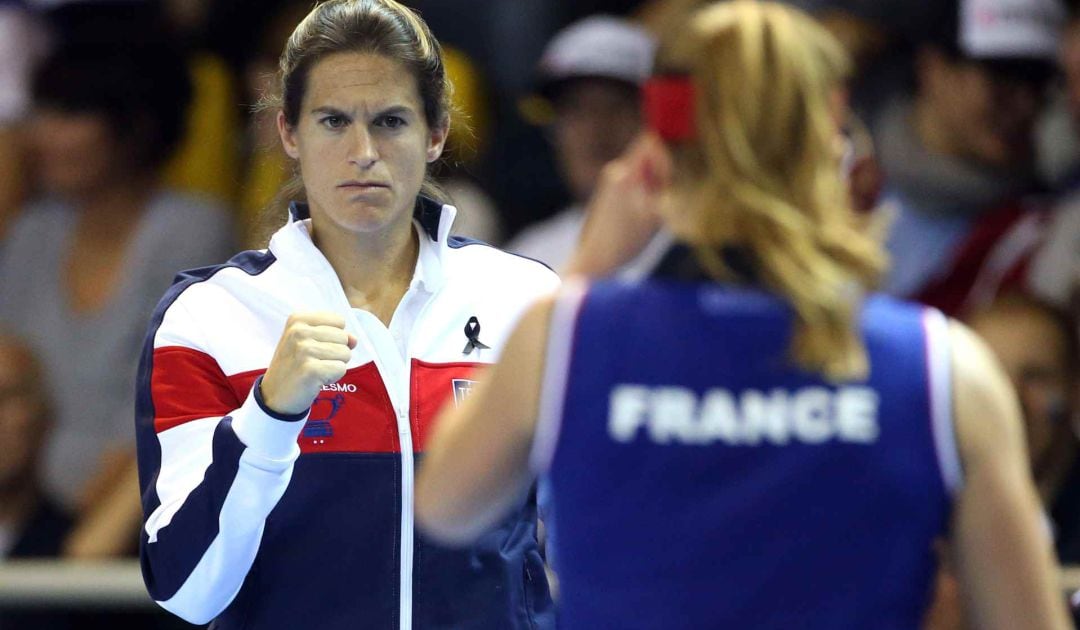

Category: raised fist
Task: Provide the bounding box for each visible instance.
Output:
[259,312,358,416]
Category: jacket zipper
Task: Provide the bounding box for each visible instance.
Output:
[328,281,418,630]
[303,223,437,630]
[397,403,414,630]
[397,290,437,630]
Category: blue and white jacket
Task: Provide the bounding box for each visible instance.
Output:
[135,199,558,629]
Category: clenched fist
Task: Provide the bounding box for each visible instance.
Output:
[259,312,358,416]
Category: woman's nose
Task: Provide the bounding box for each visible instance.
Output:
[348,126,379,168]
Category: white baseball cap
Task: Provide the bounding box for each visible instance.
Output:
[958,0,1066,61]
[536,15,656,96]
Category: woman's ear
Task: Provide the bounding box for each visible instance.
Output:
[278,111,301,160]
[427,121,449,163]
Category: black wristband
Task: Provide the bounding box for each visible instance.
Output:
[253,375,310,422]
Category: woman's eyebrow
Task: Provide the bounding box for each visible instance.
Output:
[310,106,350,116]
[373,105,414,117]
[308,104,416,118]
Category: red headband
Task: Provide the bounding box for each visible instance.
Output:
[642,76,695,142]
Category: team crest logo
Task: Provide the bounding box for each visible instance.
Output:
[452,379,478,407]
[304,393,346,438]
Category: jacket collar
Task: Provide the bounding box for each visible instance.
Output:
[272,197,456,292]
[287,196,445,242]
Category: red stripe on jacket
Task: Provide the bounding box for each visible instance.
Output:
[151,346,483,454]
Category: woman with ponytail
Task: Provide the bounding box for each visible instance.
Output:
[416,2,1069,628]
[134,1,556,627]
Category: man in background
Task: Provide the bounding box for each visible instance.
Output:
[508,15,654,270]
[874,0,1064,316]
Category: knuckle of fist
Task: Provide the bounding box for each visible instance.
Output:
[285,324,306,343]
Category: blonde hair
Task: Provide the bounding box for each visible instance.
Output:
[658,1,886,381]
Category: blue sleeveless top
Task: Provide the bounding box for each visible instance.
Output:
[532,273,959,630]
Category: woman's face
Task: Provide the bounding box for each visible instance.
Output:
[551,79,642,204]
[921,51,1044,169]
[278,52,447,237]
[29,108,124,198]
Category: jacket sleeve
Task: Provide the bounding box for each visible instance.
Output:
[135,290,306,625]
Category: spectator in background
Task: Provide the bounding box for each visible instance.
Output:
[508,15,654,271]
[969,294,1080,562]
[0,1,46,245]
[1031,0,1080,307]
[873,0,1064,316]
[0,333,71,560]
[0,40,234,558]
[0,334,74,630]
[927,292,1080,629]
[4,1,245,213]
[46,0,245,210]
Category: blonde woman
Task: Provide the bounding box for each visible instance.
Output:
[415,2,1069,628]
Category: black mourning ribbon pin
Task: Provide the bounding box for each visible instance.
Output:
[462,316,490,356]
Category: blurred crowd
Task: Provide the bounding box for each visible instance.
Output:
[1,0,1080,627]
